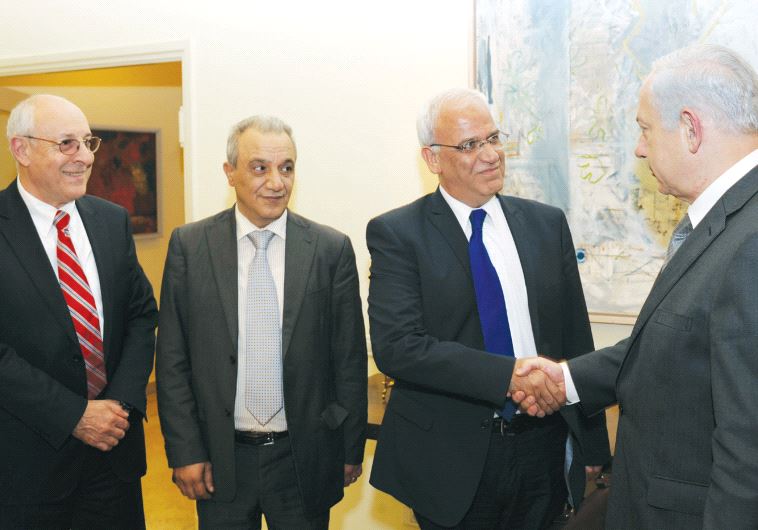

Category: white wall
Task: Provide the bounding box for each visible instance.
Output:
[0,0,632,346]
[0,0,474,317]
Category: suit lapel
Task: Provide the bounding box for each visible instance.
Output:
[77,197,115,355]
[0,181,78,345]
[426,189,471,275]
[205,209,239,352]
[282,211,316,358]
[498,195,542,345]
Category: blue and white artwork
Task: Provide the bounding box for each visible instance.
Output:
[476,0,758,316]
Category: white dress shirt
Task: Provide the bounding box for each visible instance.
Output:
[234,207,288,432]
[562,148,758,403]
[16,178,104,333]
[439,185,538,359]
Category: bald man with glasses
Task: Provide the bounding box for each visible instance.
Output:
[0,94,157,529]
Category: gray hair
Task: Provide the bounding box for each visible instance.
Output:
[6,94,46,140]
[226,115,296,167]
[416,88,495,147]
[648,44,758,134]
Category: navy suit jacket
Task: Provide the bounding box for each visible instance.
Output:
[367,190,610,526]
[0,180,157,503]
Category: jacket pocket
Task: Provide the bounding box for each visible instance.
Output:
[653,309,693,331]
[321,402,348,430]
[647,475,707,515]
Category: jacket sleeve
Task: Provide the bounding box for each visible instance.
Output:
[155,228,210,468]
[329,236,368,465]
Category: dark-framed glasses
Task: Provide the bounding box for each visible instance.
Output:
[430,131,509,154]
[23,135,102,155]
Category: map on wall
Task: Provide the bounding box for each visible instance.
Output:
[475,0,758,317]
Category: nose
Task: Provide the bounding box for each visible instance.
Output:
[73,143,95,165]
[266,172,285,191]
[634,136,647,159]
[479,141,501,162]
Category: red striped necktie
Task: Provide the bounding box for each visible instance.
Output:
[54,210,107,399]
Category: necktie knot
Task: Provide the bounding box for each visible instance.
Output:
[54,210,70,232]
[664,214,692,268]
[249,230,274,251]
[470,208,487,234]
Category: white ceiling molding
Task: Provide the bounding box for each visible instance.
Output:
[0,41,188,76]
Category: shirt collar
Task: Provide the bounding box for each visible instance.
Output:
[688,149,758,228]
[438,184,501,233]
[235,206,288,241]
[16,176,76,229]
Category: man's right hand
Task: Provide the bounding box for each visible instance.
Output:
[509,357,567,416]
[72,399,130,451]
[173,462,215,500]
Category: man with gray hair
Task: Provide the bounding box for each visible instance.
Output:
[367,88,610,528]
[0,94,157,528]
[156,115,367,528]
[516,44,758,527]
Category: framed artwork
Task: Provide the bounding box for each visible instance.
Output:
[474,0,758,322]
[89,128,160,237]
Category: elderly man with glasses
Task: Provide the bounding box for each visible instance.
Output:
[366,88,610,529]
[0,94,157,529]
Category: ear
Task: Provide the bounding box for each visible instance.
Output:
[9,136,31,167]
[223,161,235,186]
[421,146,441,175]
[680,109,703,154]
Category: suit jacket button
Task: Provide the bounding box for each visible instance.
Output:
[72,355,81,363]
[225,409,231,417]
[480,419,490,429]
[229,356,236,365]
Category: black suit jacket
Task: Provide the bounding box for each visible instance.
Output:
[156,208,367,515]
[569,164,758,528]
[0,180,158,504]
[367,190,610,526]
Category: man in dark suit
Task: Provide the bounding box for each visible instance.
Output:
[156,115,367,529]
[366,88,610,529]
[516,44,758,528]
[0,94,158,529]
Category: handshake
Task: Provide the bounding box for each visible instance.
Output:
[508,357,567,417]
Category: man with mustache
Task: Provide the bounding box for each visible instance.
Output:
[156,115,367,529]
[0,94,158,529]
[367,88,610,529]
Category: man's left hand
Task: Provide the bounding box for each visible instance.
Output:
[344,464,362,487]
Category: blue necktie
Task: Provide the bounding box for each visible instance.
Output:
[469,209,517,420]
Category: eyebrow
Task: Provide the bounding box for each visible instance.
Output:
[459,130,500,143]
[248,158,295,165]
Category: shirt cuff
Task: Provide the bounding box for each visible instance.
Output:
[560,361,580,404]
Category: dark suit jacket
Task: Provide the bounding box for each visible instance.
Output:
[367,190,610,526]
[0,180,158,504]
[156,207,367,515]
[569,164,758,529]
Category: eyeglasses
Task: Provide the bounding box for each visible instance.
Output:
[23,135,102,155]
[429,131,509,154]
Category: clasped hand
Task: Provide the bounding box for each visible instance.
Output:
[508,357,566,417]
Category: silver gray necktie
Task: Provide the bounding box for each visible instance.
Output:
[245,230,283,425]
[663,214,692,268]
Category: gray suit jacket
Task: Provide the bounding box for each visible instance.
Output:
[156,207,367,515]
[367,190,610,526]
[570,164,758,529]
